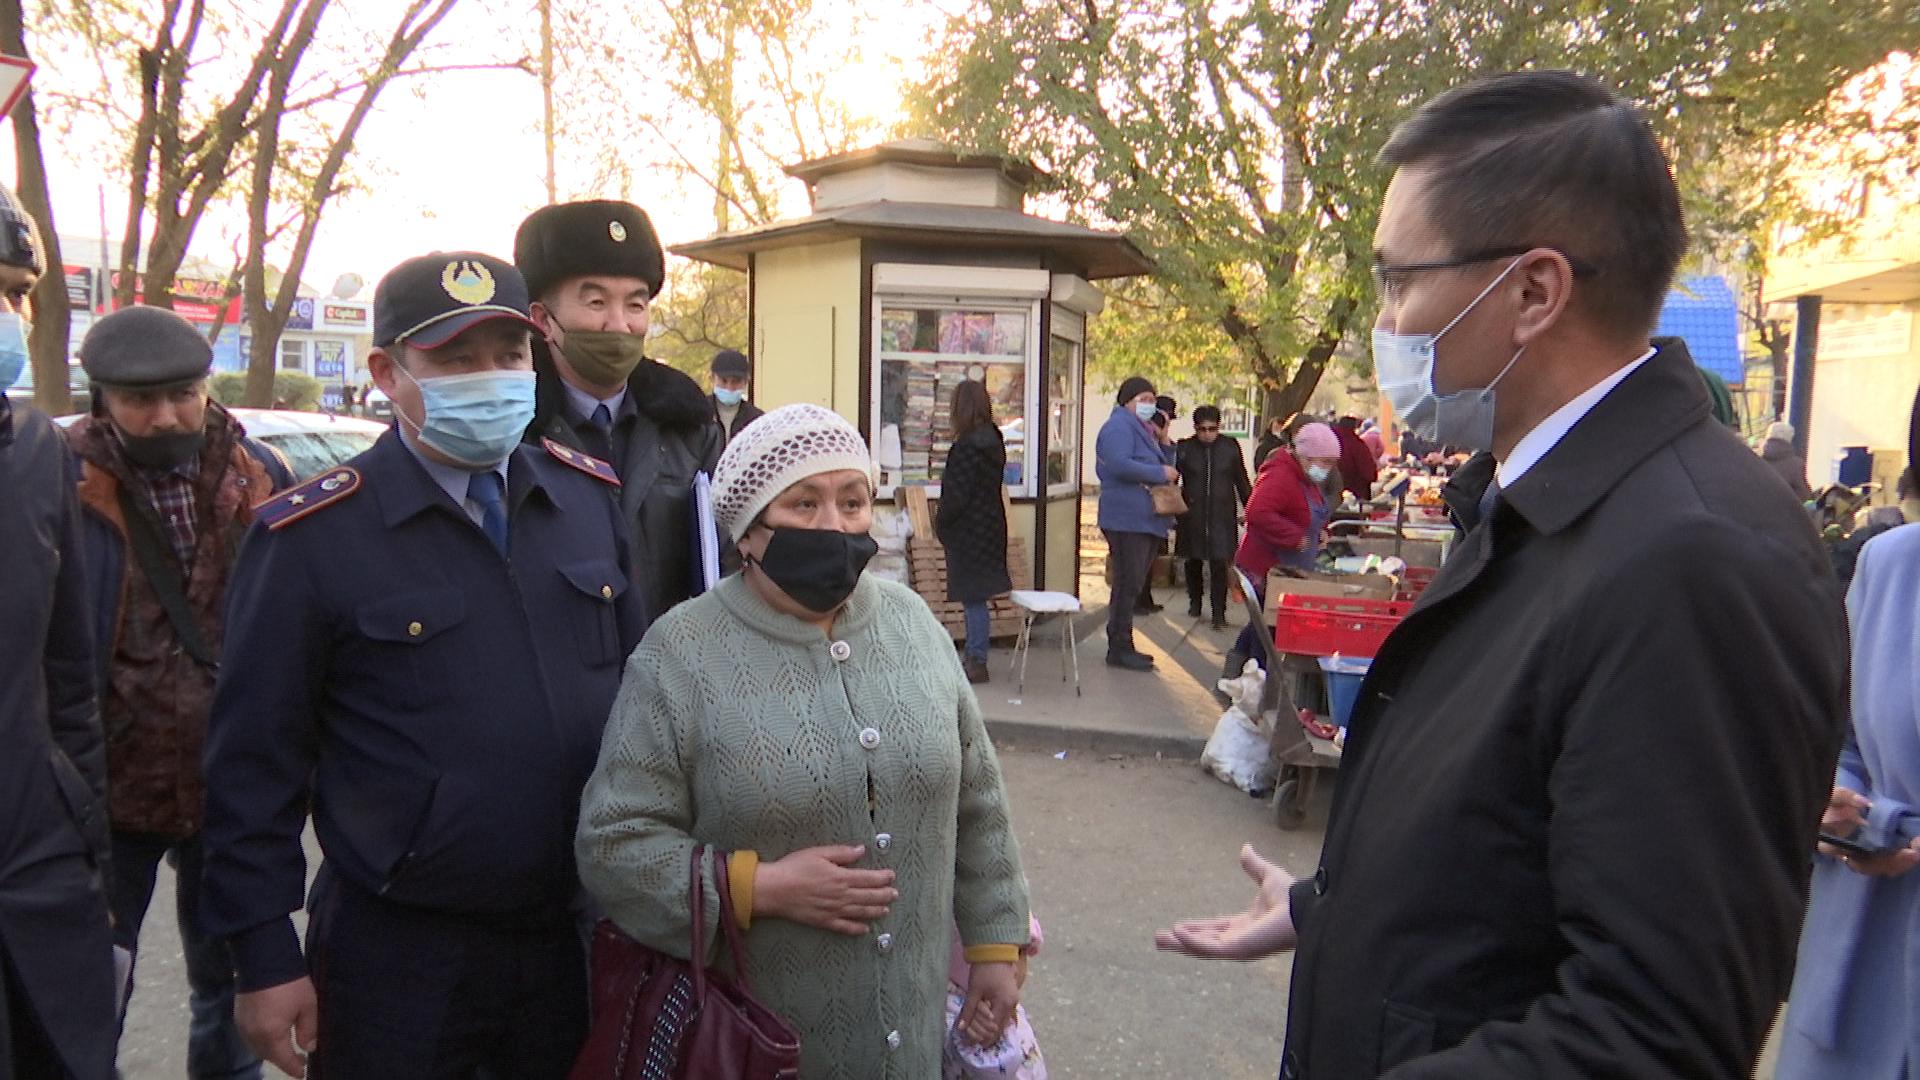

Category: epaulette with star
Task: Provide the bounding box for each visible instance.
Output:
[542,437,621,486]
[255,466,362,530]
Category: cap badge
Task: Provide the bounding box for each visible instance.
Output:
[441,259,496,306]
[608,220,628,243]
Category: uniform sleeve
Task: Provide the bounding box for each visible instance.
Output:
[949,636,1031,951]
[1384,522,1846,1079]
[575,635,723,961]
[45,441,108,867]
[200,521,326,991]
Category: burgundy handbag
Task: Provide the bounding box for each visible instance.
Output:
[569,847,802,1080]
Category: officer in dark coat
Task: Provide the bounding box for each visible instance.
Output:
[515,200,725,615]
[0,181,117,1080]
[1158,72,1847,1079]
[200,252,648,1078]
[709,347,764,446]
[1173,404,1252,630]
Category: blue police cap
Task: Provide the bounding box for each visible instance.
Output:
[374,251,539,349]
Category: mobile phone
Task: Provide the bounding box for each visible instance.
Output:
[1818,832,1883,858]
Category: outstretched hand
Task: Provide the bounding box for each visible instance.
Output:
[1153,844,1299,961]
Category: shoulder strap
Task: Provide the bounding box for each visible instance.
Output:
[113,483,218,670]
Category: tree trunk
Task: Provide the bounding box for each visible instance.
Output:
[0,0,72,413]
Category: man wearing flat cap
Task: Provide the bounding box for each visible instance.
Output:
[64,304,293,1078]
[201,252,648,1077]
[515,199,725,614]
[709,347,763,447]
[0,179,120,1080]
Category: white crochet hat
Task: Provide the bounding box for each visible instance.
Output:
[712,403,875,539]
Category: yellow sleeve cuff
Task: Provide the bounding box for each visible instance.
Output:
[964,944,1021,965]
[726,850,758,930]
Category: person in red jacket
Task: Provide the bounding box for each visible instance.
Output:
[1331,416,1378,501]
[1228,423,1342,669]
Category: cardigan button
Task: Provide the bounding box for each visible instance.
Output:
[886,1030,901,1051]
[859,727,881,750]
[874,832,892,851]
[876,932,893,952]
[829,640,852,662]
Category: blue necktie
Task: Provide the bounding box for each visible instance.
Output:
[582,403,615,462]
[467,470,508,555]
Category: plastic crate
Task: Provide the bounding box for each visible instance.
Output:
[1317,655,1372,729]
[1272,593,1410,659]
[1393,566,1440,602]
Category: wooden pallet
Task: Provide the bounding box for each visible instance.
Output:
[900,488,1035,642]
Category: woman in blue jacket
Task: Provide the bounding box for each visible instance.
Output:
[1096,376,1177,671]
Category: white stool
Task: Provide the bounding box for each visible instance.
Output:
[1008,590,1082,697]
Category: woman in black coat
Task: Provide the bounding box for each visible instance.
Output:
[1175,405,1254,629]
[936,380,1012,684]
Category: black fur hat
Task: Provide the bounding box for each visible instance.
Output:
[514,200,665,301]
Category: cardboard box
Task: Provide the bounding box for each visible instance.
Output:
[1265,571,1397,616]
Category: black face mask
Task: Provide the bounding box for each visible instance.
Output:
[747,526,879,614]
[119,429,205,471]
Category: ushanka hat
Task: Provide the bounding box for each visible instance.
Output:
[514,200,665,300]
[712,403,874,539]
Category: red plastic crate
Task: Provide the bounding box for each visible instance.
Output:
[1272,593,1411,659]
[1393,566,1440,602]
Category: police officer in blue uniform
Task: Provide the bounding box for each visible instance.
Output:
[199,252,648,1079]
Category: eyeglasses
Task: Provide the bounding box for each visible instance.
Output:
[1195,424,1221,433]
[1372,246,1597,305]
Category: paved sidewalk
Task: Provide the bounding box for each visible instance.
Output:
[978,584,1239,757]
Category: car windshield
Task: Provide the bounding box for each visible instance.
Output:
[261,430,379,481]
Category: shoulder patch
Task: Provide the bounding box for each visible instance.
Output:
[255,466,362,530]
[542,437,621,486]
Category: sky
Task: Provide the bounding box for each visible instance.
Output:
[6,0,951,300]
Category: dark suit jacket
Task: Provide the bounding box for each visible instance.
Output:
[0,399,116,1079]
[1281,343,1848,1078]
[527,349,724,616]
[201,431,649,992]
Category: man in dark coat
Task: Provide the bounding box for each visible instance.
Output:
[1174,405,1252,630]
[0,181,117,1080]
[69,307,286,1079]
[1158,71,1847,1080]
[709,347,763,447]
[515,199,725,616]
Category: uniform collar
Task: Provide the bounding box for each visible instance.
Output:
[370,428,559,528]
[562,379,633,426]
[1443,339,1710,537]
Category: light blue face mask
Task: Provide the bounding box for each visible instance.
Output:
[1371,257,1526,451]
[714,386,746,407]
[396,367,537,467]
[0,311,28,391]
[1305,463,1332,484]
[1134,401,1159,422]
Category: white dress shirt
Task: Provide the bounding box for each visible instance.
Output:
[1496,348,1656,489]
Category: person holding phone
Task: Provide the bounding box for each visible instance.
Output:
[1776,509,1920,1077]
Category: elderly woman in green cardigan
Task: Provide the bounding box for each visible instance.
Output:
[576,403,1031,1078]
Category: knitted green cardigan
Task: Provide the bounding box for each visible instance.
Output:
[576,572,1030,1079]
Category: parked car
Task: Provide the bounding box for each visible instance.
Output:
[57,408,387,481]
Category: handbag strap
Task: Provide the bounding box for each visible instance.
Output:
[686,844,757,1007]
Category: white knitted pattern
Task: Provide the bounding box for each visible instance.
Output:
[712,403,875,539]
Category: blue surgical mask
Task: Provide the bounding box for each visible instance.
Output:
[1305,464,1332,484]
[396,367,537,467]
[1134,401,1158,422]
[0,312,28,391]
[715,386,745,407]
[1372,257,1526,451]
